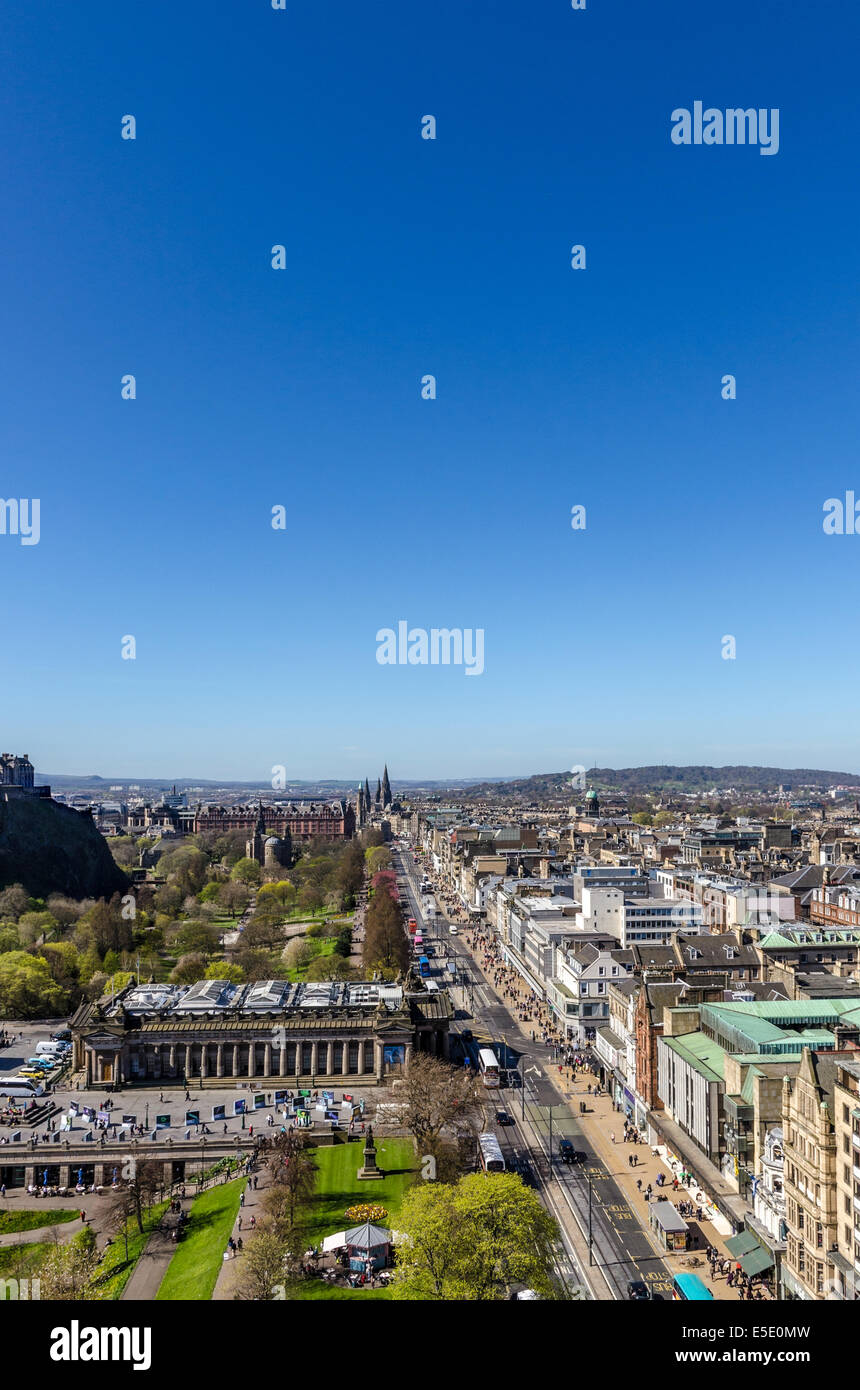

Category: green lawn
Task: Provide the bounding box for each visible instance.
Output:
[155,1178,246,1301]
[287,1138,418,1300]
[0,1207,79,1235]
[91,1199,170,1301]
[0,1240,53,1288]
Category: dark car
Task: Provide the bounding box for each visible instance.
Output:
[511,1156,537,1188]
[496,1109,514,1126]
[558,1139,586,1164]
[627,1280,651,1301]
[461,1029,473,1042]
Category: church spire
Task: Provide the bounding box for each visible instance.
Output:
[381,764,392,807]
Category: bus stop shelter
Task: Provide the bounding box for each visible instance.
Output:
[648,1199,690,1252]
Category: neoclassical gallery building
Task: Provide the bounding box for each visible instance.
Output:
[71,978,452,1088]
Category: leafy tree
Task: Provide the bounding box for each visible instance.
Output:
[232,858,263,886]
[205,961,244,983]
[391,1173,557,1301]
[0,926,19,954]
[0,951,68,1018]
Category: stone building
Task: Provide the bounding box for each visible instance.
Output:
[782,1050,839,1299]
[71,978,451,1088]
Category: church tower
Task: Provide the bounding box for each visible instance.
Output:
[381,764,392,808]
[246,802,267,865]
[375,777,382,806]
[356,782,366,828]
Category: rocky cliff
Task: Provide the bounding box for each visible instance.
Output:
[0,794,129,900]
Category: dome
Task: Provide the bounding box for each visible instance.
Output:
[585,787,598,801]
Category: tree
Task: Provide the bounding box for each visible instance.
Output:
[121,1161,163,1235]
[397,1055,481,1157]
[232,858,263,886]
[391,1173,558,1301]
[267,1131,317,1225]
[170,952,207,985]
[233,1223,294,1300]
[363,890,409,976]
[205,960,244,983]
[303,954,358,982]
[39,1228,100,1300]
[365,845,391,875]
[0,951,68,1018]
[219,881,250,918]
[283,938,316,973]
[0,884,30,922]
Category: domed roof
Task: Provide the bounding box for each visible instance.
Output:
[585,786,599,801]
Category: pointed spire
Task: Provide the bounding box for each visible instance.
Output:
[381,764,392,806]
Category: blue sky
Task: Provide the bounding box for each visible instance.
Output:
[2,0,858,781]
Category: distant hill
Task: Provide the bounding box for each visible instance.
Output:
[0,795,128,899]
[461,766,860,798]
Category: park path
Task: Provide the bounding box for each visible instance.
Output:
[211,1170,268,1300]
[121,1200,188,1301]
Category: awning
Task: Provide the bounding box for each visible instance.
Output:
[725,1229,760,1258]
[322,1231,346,1252]
[740,1246,773,1277]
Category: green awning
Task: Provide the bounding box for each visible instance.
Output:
[725,1229,759,1258]
[740,1246,773,1277]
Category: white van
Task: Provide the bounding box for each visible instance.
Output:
[35,1041,66,1056]
[0,1079,44,1098]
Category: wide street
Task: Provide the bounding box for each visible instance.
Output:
[393,844,678,1300]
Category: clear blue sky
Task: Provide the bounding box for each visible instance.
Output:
[2,0,858,781]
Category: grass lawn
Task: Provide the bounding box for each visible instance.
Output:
[0,1207,79,1236]
[0,1240,53,1288]
[91,1199,170,1301]
[155,1178,245,1302]
[287,1137,418,1300]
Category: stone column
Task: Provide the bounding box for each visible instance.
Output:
[375,1041,384,1080]
[169,1044,176,1075]
[184,1043,193,1079]
[216,1044,224,1078]
[233,1043,240,1078]
[279,1043,287,1077]
[310,1042,319,1078]
[404,1043,414,1070]
[263,1043,272,1077]
[85,1051,94,1086]
[248,1042,256,1078]
[200,1044,208,1079]
[357,1040,366,1075]
[325,1042,333,1076]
